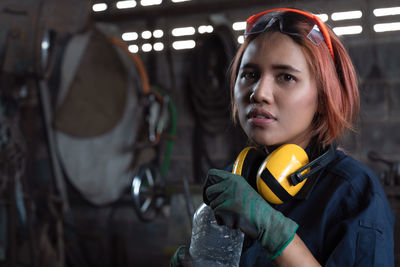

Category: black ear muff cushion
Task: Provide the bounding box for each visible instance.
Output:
[240,148,266,190]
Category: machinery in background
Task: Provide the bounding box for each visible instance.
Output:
[0,1,182,265]
[368,151,400,186]
[0,1,104,266]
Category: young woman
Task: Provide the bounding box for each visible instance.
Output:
[171,8,394,266]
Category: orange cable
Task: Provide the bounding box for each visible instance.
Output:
[108,36,151,95]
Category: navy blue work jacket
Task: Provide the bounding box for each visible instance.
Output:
[239,149,395,266]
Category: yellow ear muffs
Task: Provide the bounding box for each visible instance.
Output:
[256,144,309,204]
[233,144,336,204]
[232,147,267,190]
[233,144,310,205]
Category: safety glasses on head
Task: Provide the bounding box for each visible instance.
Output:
[245,8,334,61]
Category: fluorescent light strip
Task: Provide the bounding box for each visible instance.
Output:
[198,25,207,34]
[171,0,191,2]
[141,0,162,6]
[153,42,164,51]
[128,45,139,53]
[141,31,152,39]
[315,14,329,22]
[232,21,246,31]
[172,26,195,36]
[331,10,362,21]
[122,32,138,41]
[333,25,363,35]
[142,43,152,52]
[116,0,137,9]
[198,25,213,34]
[92,3,108,12]
[374,7,400,17]
[153,29,164,38]
[172,40,195,50]
[374,22,400,32]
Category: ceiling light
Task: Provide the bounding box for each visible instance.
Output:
[172,40,195,50]
[141,31,152,39]
[153,42,164,51]
[122,32,138,41]
[373,7,400,17]
[331,10,362,21]
[153,29,164,38]
[205,25,213,33]
[128,45,139,53]
[374,22,400,32]
[140,0,162,6]
[315,14,329,22]
[333,25,363,35]
[198,25,207,34]
[142,43,152,52]
[198,25,213,34]
[116,0,137,9]
[232,21,246,31]
[172,26,195,36]
[92,3,108,12]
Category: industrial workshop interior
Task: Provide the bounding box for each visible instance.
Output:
[1,0,400,266]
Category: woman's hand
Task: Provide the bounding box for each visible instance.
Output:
[203,168,298,260]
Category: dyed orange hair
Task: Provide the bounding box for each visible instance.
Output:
[230,10,359,147]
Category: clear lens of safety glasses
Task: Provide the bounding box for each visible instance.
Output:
[244,8,335,60]
[244,14,277,36]
[307,25,324,46]
[245,15,324,47]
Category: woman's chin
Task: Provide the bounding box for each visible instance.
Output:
[249,136,279,148]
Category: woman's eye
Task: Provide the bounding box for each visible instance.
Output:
[242,71,259,80]
[278,73,296,82]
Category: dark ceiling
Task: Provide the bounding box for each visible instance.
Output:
[93,0,289,22]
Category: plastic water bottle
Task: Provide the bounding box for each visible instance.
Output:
[189,203,244,267]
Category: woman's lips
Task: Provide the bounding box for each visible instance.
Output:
[247,107,276,126]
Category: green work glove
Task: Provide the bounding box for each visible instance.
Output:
[170,245,192,267]
[203,168,299,260]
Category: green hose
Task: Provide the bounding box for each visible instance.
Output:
[153,86,177,177]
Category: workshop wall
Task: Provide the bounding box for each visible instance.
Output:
[347,39,400,267]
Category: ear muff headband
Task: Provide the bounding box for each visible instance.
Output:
[289,144,336,185]
[233,144,336,204]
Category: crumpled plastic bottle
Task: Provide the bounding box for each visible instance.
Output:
[189,203,244,267]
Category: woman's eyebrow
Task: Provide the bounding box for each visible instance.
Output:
[272,64,301,73]
[240,63,259,70]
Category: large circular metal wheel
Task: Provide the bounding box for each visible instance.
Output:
[131,164,164,222]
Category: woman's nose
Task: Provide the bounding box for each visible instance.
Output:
[250,77,274,104]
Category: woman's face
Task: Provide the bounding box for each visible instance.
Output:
[234,32,318,150]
